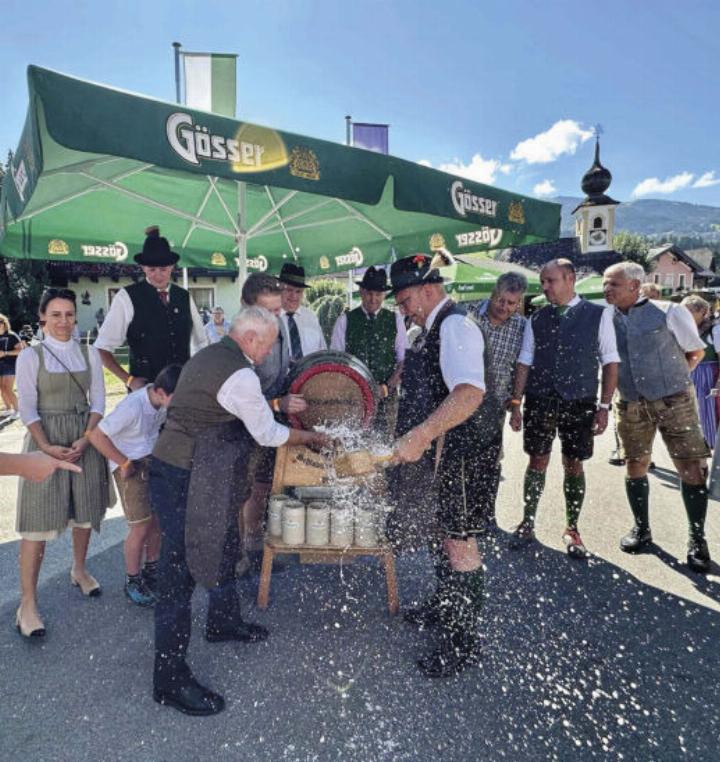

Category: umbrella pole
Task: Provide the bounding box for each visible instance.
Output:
[237,181,248,296]
[346,269,353,309]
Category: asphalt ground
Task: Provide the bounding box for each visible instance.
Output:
[0,413,718,762]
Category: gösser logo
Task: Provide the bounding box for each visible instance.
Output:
[455,228,503,248]
[234,255,268,272]
[335,247,363,268]
[167,113,265,168]
[450,181,498,219]
[81,242,128,261]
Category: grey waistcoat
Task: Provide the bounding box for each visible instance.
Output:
[614,301,691,402]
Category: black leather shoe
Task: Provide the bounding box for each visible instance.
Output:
[153,678,225,716]
[620,526,653,554]
[205,621,270,643]
[687,539,711,574]
[608,457,626,466]
[403,598,441,630]
[417,633,481,679]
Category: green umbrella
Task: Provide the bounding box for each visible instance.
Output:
[441,260,541,302]
[0,66,560,277]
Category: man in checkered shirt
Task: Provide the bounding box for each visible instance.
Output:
[472,272,532,524]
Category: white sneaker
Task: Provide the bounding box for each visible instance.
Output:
[7,410,19,421]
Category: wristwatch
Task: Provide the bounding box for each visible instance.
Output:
[598,402,611,411]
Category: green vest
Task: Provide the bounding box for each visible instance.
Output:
[153,336,252,470]
[345,306,397,384]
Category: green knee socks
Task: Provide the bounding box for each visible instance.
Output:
[681,482,708,542]
[439,567,485,635]
[625,477,650,531]
[563,473,586,529]
[523,469,546,523]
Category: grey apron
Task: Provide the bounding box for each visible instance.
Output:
[185,419,254,588]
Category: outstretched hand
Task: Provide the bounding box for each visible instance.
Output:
[22,451,82,482]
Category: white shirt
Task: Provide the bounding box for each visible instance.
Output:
[98,386,166,471]
[707,324,720,354]
[280,306,327,355]
[330,307,408,363]
[518,294,620,366]
[205,319,231,344]
[613,298,705,354]
[217,367,290,448]
[94,286,208,355]
[16,336,105,425]
[425,297,486,392]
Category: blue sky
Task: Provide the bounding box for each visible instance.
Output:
[2,0,719,206]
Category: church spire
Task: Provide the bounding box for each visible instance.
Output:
[581,135,613,199]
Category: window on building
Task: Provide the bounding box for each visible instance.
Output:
[678,274,686,289]
[653,274,660,284]
[189,287,215,312]
[593,216,603,229]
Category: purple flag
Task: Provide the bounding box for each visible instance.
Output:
[352,123,389,154]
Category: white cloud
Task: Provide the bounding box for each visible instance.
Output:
[694,171,720,188]
[420,153,509,185]
[510,120,594,164]
[533,179,557,197]
[632,172,694,197]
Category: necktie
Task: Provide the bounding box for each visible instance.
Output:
[555,304,569,317]
[158,290,169,306]
[287,313,302,361]
[368,312,377,323]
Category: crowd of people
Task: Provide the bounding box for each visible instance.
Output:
[2,224,717,715]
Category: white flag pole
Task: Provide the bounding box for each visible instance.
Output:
[173,42,191,290]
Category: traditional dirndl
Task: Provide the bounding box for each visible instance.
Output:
[16,345,111,534]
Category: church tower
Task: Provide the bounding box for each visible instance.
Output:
[572,138,619,254]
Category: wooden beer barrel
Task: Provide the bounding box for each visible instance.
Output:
[287,350,377,430]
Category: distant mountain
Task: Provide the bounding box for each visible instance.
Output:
[555,196,720,243]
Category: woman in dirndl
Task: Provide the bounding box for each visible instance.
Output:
[14,288,111,638]
[681,294,720,449]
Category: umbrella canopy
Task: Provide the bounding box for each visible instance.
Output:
[0,66,560,277]
[441,260,541,302]
[530,274,673,306]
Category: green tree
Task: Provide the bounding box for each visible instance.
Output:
[614,229,650,268]
[304,278,345,306]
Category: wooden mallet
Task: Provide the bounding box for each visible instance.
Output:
[334,449,395,478]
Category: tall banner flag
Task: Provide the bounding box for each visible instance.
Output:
[352,122,389,154]
[182,52,237,117]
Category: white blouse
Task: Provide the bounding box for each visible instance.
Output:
[16,337,106,426]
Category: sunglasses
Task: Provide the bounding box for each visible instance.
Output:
[42,288,77,302]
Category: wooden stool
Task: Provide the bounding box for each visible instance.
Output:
[257,537,399,615]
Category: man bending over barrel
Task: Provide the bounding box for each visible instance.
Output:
[149,307,328,716]
[390,253,491,678]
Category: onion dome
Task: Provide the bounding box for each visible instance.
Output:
[581,139,612,198]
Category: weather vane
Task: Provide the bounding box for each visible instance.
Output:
[593,123,604,139]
